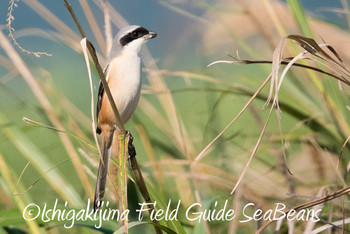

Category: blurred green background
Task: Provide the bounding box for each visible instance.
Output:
[1,0,350,233]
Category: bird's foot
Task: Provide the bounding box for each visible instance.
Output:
[126,131,136,158]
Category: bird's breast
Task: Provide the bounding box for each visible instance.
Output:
[102,53,142,124]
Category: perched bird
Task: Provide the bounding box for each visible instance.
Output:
[94,25,157,210]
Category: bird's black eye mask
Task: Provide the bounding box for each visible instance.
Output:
[120,27,149,46]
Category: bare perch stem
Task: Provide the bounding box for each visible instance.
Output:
[129,154,162,234]
[127,133,162,233]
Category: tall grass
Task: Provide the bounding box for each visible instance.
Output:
[0,0,350,233]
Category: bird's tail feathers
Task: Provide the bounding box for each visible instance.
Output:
[94,128,113,212]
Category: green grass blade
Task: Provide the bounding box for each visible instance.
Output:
[0,111,83,206]
[146,182,186,234]
[0,153,41,233]
[287,0,313,37]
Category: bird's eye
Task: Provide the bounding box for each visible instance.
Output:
[132,31,139,38]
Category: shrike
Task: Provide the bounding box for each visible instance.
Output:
[94,25,157,210]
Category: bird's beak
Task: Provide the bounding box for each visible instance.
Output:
[144,31,158,40]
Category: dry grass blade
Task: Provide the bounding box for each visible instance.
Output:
[191,68,275,198]
[0,112,83,205]
[101,0,112,55]
[262,0,287,36]
[209,34,350,87]
[230,103,274,195]
[208,56,349,85]
[270,46,308,112]
[136,124,164,187]
[310,218,350,233]
[78,0,106,55]
[194,74,271,163]
[92,0,128,30]
[287,35,350,83]
[193,189,210,233]
[304,187,327,233]
[287,35,342,63]
[256,185,350,233]
[12,161,31,195]
[138,97,172,136]
[0,153,41,234]
[80,37,102,164]
[23,0,80,43]
[146,68,235,87]
[338,135,350,174]
[23,117,96,149]
[157,0,209,24]
[12,157,72,196]
[340,0,350,29]
[145,58,194,159]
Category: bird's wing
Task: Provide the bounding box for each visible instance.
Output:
[96,65,110,134]
[96,82,104,120]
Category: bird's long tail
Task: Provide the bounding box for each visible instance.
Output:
[94,127,113,211]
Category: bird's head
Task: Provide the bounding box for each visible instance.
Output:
[116,25,157,54]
